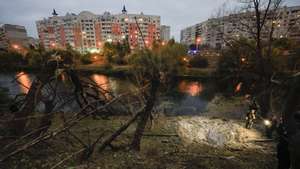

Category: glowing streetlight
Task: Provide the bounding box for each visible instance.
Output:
[12,44,20,50]
[50,43,56,47]
[196,37,201,50]
[183,57,188,62]
[161,41,166,46]
[264,120,272,127]
[241,57,246,63]
[106,38,112,43]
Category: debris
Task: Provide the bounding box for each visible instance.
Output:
[177,117,262,147]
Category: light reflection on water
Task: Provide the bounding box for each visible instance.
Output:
[178,81,204,96]
[16,72,32,94]
[0,72,215,114]
[91,74,110,91]
[1,73,208,97]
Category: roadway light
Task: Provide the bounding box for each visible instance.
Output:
[264,120,272,127]
[161,41,166,46]
[12,44,20,50]
[241,57,246,63]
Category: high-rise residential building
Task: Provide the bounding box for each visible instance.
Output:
[180,25,197,46]
[0,24,29,50]
[160,25,171,41]
[181,6,300,48]
[36,6,161,53]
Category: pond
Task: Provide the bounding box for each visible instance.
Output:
[0,72,219,115]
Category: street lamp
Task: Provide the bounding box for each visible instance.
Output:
[196,37,201,51]
[50,42,56,48]
[241,57,246,63]
[12,44,20,50]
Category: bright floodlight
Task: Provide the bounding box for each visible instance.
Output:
[264,120,271,127]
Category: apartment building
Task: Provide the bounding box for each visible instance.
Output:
[36,6,161,53]
[160,25,171,41]
[0,24,29,50]
[180,6,300,48]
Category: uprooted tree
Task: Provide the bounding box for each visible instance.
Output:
[0,38,187,168]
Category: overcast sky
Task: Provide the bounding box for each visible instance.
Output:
[1,0,300,41]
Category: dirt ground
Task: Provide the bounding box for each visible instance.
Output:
[1,96,277,169]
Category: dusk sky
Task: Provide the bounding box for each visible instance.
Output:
[1,0,300,41]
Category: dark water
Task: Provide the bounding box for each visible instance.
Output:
[0,72,218,115]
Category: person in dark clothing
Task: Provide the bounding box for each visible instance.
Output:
[245,96,258,129]
[277,121,290,169]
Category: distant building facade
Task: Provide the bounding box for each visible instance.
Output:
[160,25,171,41]
[36,6,161,53]
[0,24,29,50]
[180,6,300,48]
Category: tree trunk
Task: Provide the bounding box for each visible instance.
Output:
[34,100,55,137]
[8,69,53,136]
[131,79,160,151]
[8,80,43,135]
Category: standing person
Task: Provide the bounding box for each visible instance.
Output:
[245,95,258,129]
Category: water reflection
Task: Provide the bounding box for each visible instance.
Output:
[91,74,110,91]
[179,81,203,96]
[16,72,32,94]
[0,72,215,114]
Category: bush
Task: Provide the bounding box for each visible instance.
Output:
[0,51,25,68]
[80,53,92,65]
[189,55,209,68]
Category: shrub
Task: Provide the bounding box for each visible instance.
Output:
[189,55,209,68]
[0,51,25,68]
[80,53,92,65]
